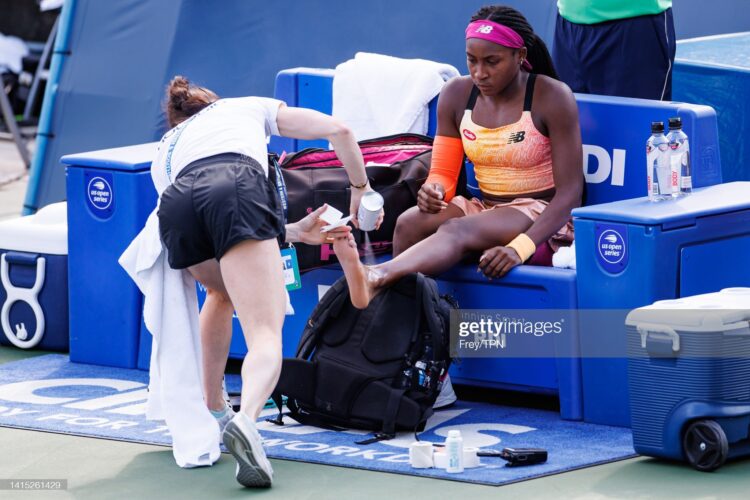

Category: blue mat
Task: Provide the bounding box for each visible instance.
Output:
[0,355,636,485]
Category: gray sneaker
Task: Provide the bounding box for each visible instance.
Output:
[223,413,273,488]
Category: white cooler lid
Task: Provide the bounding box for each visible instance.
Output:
[0,202,67,255]
[625,288,750,332]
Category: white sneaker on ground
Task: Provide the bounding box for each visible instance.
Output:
[433,374,457,409]
[222,413,273,488]
[211,402,236,434]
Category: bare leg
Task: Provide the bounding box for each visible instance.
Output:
[393,204,464,256]
[219,239,286,420]
[337,207,534,308]
[187,259,233,413]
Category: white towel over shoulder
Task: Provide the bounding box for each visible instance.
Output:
[332,52,459,140]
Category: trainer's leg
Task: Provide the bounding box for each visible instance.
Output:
[336,207,534,308]
[393,204,464,255]
[187,259,234,413]
[219,238,286,420]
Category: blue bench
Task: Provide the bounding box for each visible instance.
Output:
[265,67,729,424]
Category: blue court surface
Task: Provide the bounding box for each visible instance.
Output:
[0,354,635,486]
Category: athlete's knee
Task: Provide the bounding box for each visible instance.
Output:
[436,216,468,237]
[394,207,436,253]
[205,287,232,307]
[435,217,474,250]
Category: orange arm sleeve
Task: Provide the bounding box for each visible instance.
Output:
[426,135,464,202]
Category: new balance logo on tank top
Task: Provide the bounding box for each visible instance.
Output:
[460,74,554,197]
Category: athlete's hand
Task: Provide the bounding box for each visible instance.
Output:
[478,246,522,279]
[417,182,448,213]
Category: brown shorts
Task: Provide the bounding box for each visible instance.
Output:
[449,195,575,251]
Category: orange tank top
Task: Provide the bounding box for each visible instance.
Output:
[460,74,554,198]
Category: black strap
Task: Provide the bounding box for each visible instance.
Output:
[381,388,406,436]
[523,73,537,112]
[420,277,444,358]
[356,432,396,445]
[295,279,348,358]
[354,388,404,443]
[465,85,480,110]
[285,399,348,432]
[410,274,425,344]
[266,391,286,426]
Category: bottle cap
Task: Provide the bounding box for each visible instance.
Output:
[448,430,461,439]
[651,121,664,133]
[668,117,682,130]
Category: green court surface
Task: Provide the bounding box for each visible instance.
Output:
[1,346,748,499]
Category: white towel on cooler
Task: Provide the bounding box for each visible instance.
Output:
[332,52,459,140]
[552,241,577,270]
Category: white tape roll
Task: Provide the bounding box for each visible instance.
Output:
[434,451,448,469]
[409,441,434,468]
[463,447,480,469]
[434,448,480,469]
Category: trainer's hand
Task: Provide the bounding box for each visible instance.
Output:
[350,185,384,231]
[478,246,522,279]
[417,182,448,213]
[287,204,352,245]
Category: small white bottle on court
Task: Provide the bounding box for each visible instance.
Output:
[445,429,464,473]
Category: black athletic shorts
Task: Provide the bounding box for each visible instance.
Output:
[158,153,285,269]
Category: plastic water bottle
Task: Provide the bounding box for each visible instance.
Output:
[417,336,434,390]
[666,116,692,196]
[646,122,672,201]
[397,359,414,389]
[445,430,464,473]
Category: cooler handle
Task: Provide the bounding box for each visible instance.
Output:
[637,324,680,353]
[1,253,46,349]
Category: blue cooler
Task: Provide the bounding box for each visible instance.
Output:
[0,203,68,351]
[62,143,158,368]
[574,181,750,427]
[626,288,750,471]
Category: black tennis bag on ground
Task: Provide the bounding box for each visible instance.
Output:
[269,273,455,442]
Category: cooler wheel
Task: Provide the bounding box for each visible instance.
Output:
[682,419,728,472]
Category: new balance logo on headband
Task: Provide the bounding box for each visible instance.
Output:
[476,25,494,34]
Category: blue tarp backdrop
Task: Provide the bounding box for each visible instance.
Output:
[24,0,750,212]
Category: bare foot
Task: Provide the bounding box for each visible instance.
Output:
[332,235,381,309]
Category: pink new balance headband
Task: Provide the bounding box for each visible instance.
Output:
[465,20,533,71]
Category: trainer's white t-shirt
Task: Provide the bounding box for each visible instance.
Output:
[151,96,284,195]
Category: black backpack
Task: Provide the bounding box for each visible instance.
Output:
[270,273,455,443]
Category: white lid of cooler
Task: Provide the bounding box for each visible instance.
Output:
[0,202,67,255]
[625,288,750,332]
